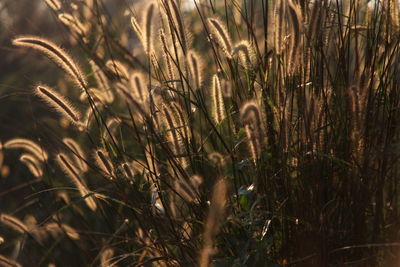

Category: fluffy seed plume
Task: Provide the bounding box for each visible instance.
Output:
[20,153,43,177]
[105,60,129,81]
[0,214,28,233]
[161,104,179,144]
[232,41,255,69]
[161,104,185,165]
[12,36,87,90]
[287,1,302,74]
[44,0,61,11]
[240,101,264,163]
[120,162,134,180]
[240,101,263,128]
[56,153,97,211]
[131,15,144,45]
[187,50,203,90]
[35,85,81,124]
[58,13,87,36]
[143,2,156,55]
[62,138,87,172]
[159,29,176,85]
[3,138,48,161]
[198,179,228,267]
[245,125,261,164]
[208,18,233,58]
[56,153,86,189]
[274,0,286,55]
[211,74,226,124]
[170,101,191,142]
[94,149,115,179]
[129,72,148,103]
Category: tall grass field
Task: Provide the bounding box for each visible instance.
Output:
[1,0,400,266]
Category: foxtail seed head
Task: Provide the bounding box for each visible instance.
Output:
[44,0,61,11]
[211,74,226,124]
[240,101,264,163]
[56,153,97,210]
[232,41,256,69]
[35,85,81,125]
[20,153,43,177]
[208,18,233,58]
[4,138,48,161]
[143,2,156,55]
[187,50,203,90]
[94,149,115,179]
[62,138,87,172]
[12,35,87,90]
[0,214,29,234]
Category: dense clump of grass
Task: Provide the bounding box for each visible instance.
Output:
[2,0,400,266]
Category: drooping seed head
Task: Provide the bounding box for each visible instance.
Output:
[240,101,264,163]
[35,85,81,125]
[187,50,203,90]
[3,138,48,161]
[170,101,191,141]
[129,72,148,103]
[105,60,129,81]
[240,101,262,127]
[94,148,115,179]
[62,138,87,172]
[287,0,302,74]
[159,29,176,85]
[232,41,256,69]
[56,153,84,185]
[58,13,87,36]
[120,162,134,180]
[56,153,97,210]
[161,104,184,158]
[44,0,61,11]
[273,0,287,55]
[211,74,226,124]
[20,153,43,177]
[208,17,233,58]
[0,214,29,234]
[12,35,87,90]
[143,2,156,55]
